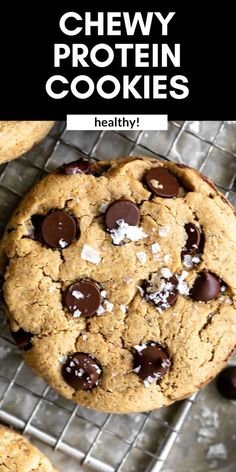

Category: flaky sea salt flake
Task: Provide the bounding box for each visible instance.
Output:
[158,226,169,237]
[59,238,67,248]
[58,355,67,364]
[81,244,101,264]
[104,300,114,312]
[99,202,109,213]
[161,267,172,279]
[73,309,81,318]
[72,290,84,300]
[110,219,147,245]
[120,305,128,314]
[96,305,105,316]
[151,242,161,253]
[136,251,147,264]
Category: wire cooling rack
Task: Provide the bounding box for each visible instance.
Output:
[0,121,236,472]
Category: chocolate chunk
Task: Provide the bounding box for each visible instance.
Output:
[11,329,33,351]
[63,280,101,317]
[190,272,221,302]
[60,158,91,175]
[105,199,140,230]
[62,352,102,390]
[133,342,171,383]
[182,223,201,256]
[216,366,236,399]
[41,211,77,249]
[145,275,179,310]
[176,164,192,170]
[145,167,180,198]
[26,214,45,240]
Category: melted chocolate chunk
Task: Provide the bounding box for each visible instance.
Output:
[133,342,171,383]
[182,223,201,256]
[144,275,179,310]
[105,199,140,230]
[190,272,221,302]
[40,211,77,249]
[60,158,91,175]
[145,167,180,198]
[62,352,102,390]
[63,280,101,317]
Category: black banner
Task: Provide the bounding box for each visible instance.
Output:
[0,3,235,120]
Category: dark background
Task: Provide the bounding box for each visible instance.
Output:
[0,3,235,120]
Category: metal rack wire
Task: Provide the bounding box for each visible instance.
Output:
[0,121,236,472]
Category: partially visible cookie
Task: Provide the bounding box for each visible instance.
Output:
[0,425,56,471]
[0,121,54,164]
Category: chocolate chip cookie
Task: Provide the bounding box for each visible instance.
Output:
[0,121,54,164]
[1,156,236,413]
[0,425,56,471]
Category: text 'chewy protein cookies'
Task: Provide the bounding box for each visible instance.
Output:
[60,158,91,175]
[41,210,77,249]
[63,280,101,317]
[145,166,180,197]
[133,342,171,386]
[190,271,221,302]
[1,156,236,414]
[62,352,102,390]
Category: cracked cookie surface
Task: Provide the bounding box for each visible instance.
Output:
[0,425,56,471]
[1,156,236,413]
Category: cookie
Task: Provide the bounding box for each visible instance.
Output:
[0,425,56,471]
[1,156,236,414]
[0,121,54,164]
